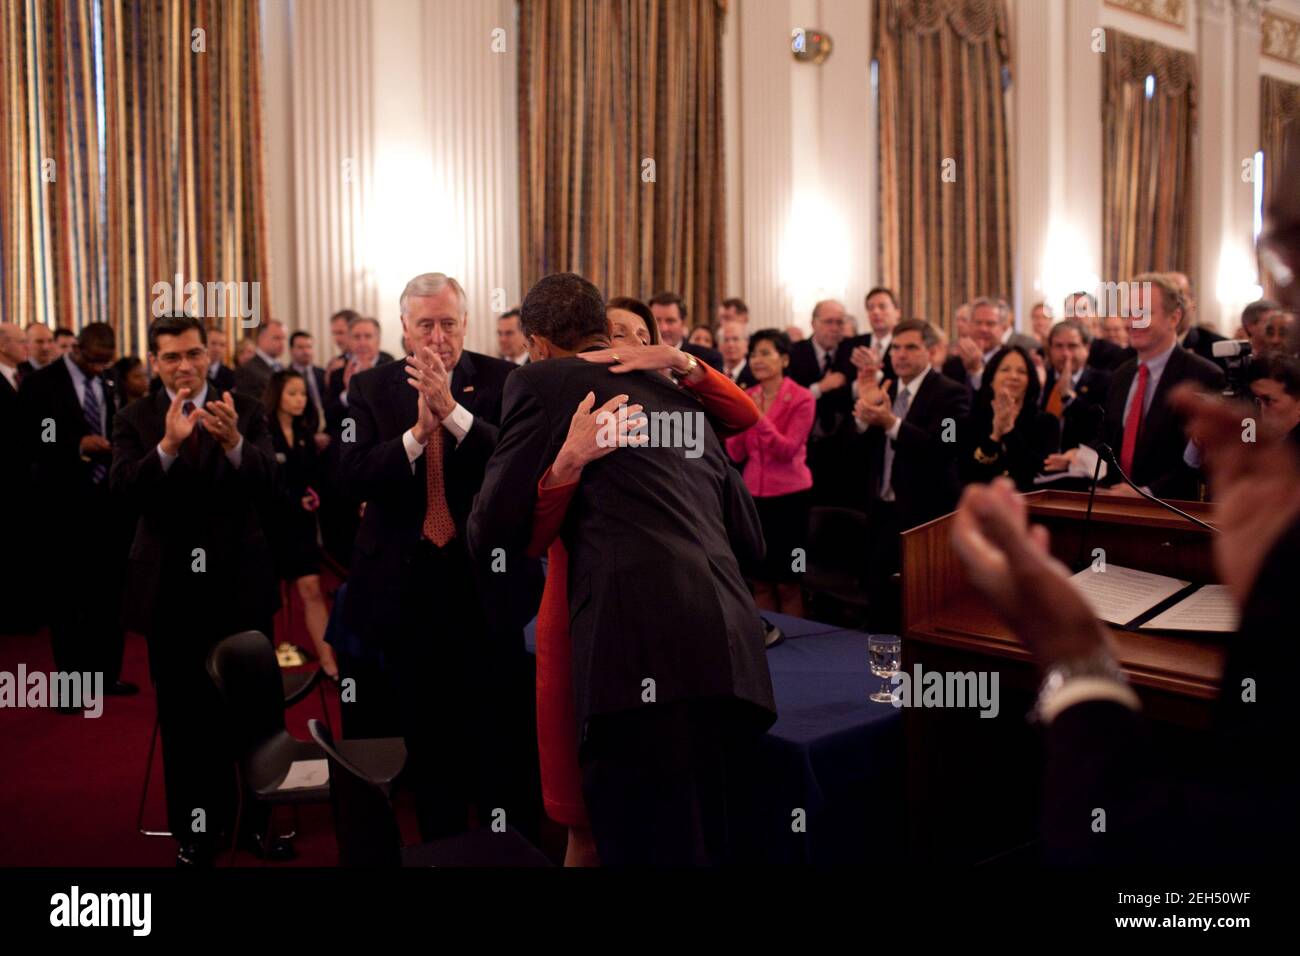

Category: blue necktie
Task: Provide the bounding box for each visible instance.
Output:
[880,387,911,501]
[82,378,107,484]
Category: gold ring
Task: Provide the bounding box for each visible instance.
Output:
[611,354,621,363]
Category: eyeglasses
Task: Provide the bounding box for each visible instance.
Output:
[155,347,207,367]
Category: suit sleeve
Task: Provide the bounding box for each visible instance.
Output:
[219,401,278,502]
[467,371,555,565]
[110,405,167,505]
[338,372,418,500]
[894,382,970,458]
[722,462,765,566]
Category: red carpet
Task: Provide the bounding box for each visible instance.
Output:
[0,583,422,867]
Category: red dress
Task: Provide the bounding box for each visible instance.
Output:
[526,364,761,827]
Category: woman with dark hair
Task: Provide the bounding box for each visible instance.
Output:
[958,345,1059,491]
[523,296,760,866]
[688,325,716,350]
[263,369,337,678]
[725,329,815,617]
[111,356,150,404]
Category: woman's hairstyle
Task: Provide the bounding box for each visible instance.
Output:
[111,356,142,382]
[263,368,305,422]
[689,326,716,348]
[606,296,660,345]
[975,346,1042,426]
[748,328,791,358]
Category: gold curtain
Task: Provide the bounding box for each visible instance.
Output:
[1101,30,1196,286]
[517,0,726,326]
[0,0,106,333]
[1260,76,1300,300]
[875,0,1013,338]
[0,0,271,358]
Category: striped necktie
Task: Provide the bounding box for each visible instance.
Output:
[81,377,107,484]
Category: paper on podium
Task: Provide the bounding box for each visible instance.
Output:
[1034,444,1108,485]
[277,759,329,791]
[1141,584,1239,633]
[1069,564,1190,627]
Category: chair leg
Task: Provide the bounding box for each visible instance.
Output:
[227,767,244,867]
[136,713,173,838]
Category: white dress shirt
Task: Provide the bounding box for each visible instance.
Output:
[0,361,17,391]
[402,404,475,472]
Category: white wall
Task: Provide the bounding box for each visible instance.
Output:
[261,0,518,356]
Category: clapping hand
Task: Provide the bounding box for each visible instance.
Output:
[951,478,1112,671]
[854,378,895,430]
[990,385,1019,441]
[957,336,983,374]
[160,388,205,456]
[197,391,242,452]
[406,347,456,443]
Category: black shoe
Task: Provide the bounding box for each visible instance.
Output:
[176,842,214,868]
[104,680,139,696]
[763,620,786,649]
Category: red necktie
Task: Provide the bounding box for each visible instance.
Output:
[1119,363,1149,475]
[422,431,456,546]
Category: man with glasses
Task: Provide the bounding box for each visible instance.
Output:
[112,314,280,867]
[20,322,136,701]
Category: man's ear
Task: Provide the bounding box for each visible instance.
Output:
[529,335,553,361]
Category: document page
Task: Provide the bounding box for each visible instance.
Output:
[1141,584,1239,633]
[1069,565,1190,627]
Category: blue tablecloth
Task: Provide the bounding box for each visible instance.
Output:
[335,588,900,864]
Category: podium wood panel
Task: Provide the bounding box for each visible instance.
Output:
[899,489,1228,864]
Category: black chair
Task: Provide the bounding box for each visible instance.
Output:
[800,506,873,627]
[307,720,550,868]
[207,631,334,860]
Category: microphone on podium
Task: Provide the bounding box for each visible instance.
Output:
[1093,440,1217,533]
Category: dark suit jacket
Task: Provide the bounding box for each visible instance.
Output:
[683,342,723,371]
[0,373,25,494]
[1182,326,1227,367]
[957,408,1060,492]
[941,353,969,387]
[468,355,777,733]
[233,353,280,401]
[1041,366,1111,452]
[323,354,396,436]
[1101,346,1225,499]
[110,388,280,639]
[19,358,117,514]
[1087,337,1135,371]
[1042,516,1300,865]
[844,368,972,528]
[338,351,531,645]
[787,338,856,435]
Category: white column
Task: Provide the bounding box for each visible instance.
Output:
[1198,0,1235,333]
[1059,0,1104,301]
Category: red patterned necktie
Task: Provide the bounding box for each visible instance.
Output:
[1119,363,1149,475]
[422,430,456,546]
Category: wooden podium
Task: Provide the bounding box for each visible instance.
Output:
[899,489,1229,864]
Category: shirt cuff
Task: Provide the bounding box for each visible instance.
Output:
[402,428,425,468]
[809,383,823,400]
[885,417,903,441]
[157,443,177,472]
[441,402,474,444]
[1038,677,1141,724]
[225,437,244,468]
[854,419,868,434]
[340,391,349,407]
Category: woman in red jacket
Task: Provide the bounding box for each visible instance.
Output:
[526,297,760,866]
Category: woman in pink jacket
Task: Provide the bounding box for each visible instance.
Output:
[725,329,815,617]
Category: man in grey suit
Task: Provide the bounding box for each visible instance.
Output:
[469,272,776,866]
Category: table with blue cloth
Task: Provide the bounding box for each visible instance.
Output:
[523,609,903,865]
[330,586,902,865]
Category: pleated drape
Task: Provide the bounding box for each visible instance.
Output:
[0,0,271,360]
[874,0,1013,338]
[1101,30,1196,287]
[517,0,726,326]
[1260,75,1300,301]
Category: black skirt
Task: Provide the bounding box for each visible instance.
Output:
[749,490,812,583]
